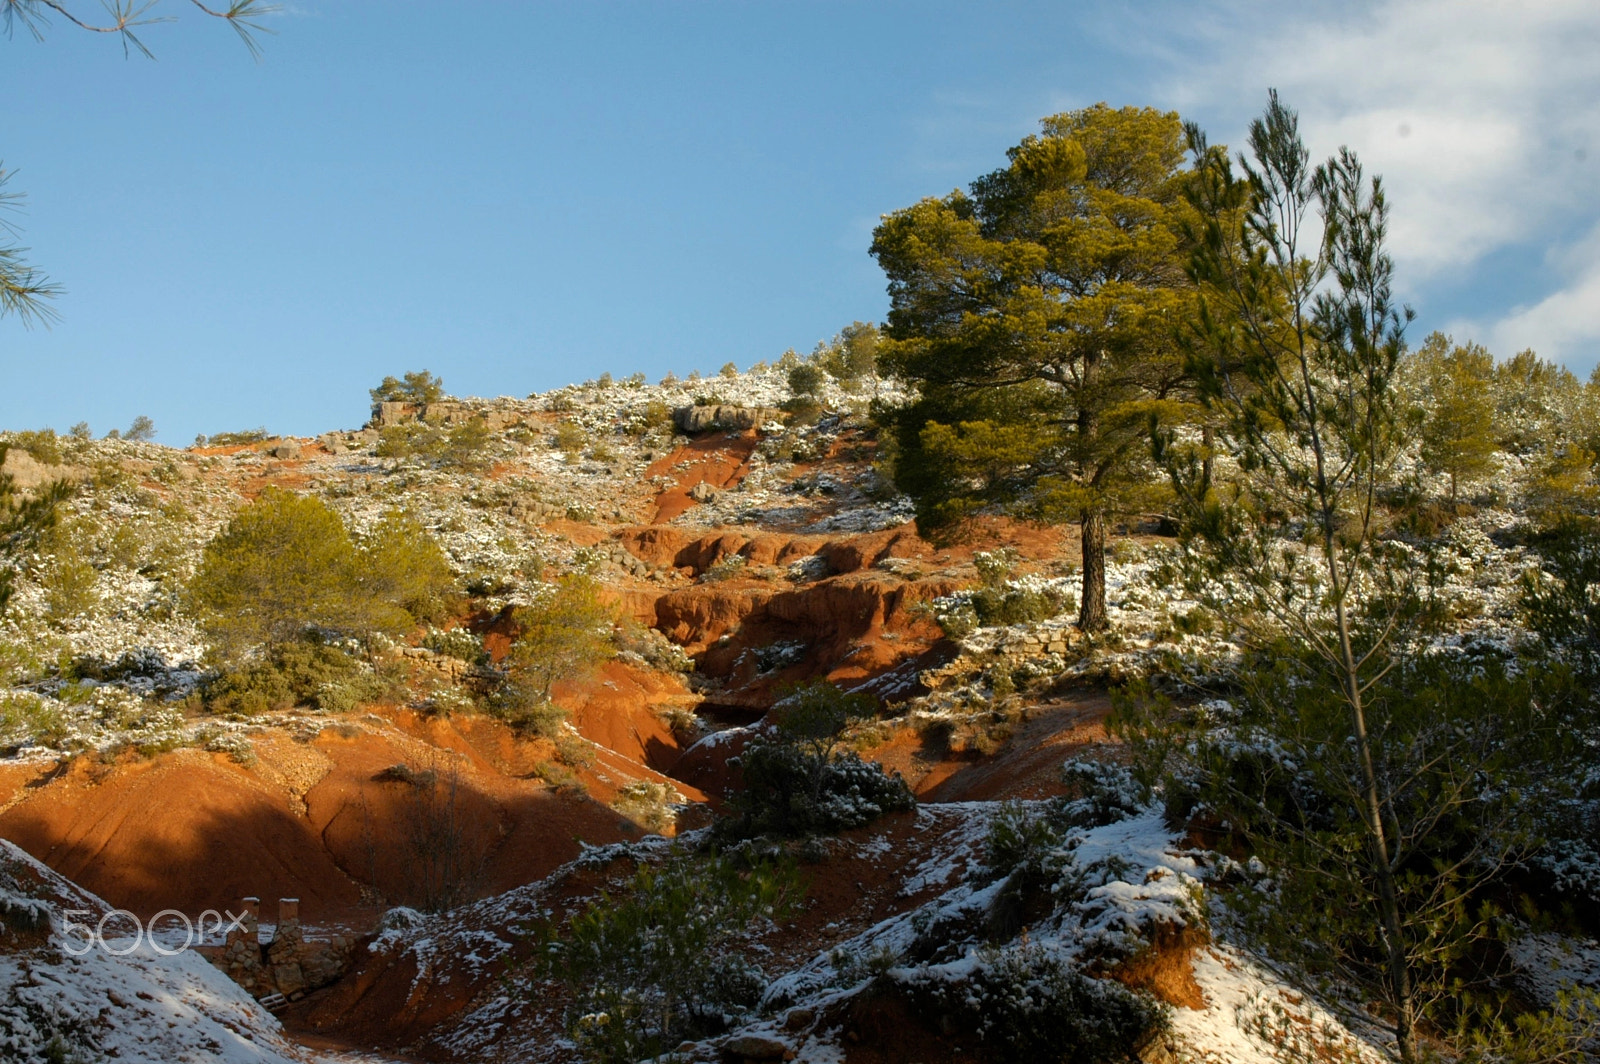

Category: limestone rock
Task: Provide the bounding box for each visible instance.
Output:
[724,1033,793,1060]
[673,404,779,434]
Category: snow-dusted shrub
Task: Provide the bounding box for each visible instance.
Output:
[723,683,913,838]
[728,742,913,839]
[931,550,1072,638]
[421,626,487,665]
[202,730,257,767]
[610,780,678,834]
[614,621,693,673]
[533,849,799,1064]
[0,691,69,751]
[902,942,1167,1062]
[699,553,747,583]
[1058,759,1145,827]
[204,636,392,715]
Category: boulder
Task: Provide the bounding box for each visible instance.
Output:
[688,482,720,503]
[371,400,416,427]
[724,1032,794,1060]
[673,404,780,434]
[268,440,302,460]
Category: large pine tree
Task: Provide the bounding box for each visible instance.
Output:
[870,104,1195,630]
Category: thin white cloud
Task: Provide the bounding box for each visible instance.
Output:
[1163,0,1599,270]
[1149,0,1600,365]
[1472,218,1600,370]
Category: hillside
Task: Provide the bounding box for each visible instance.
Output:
[0,362,1597,1064]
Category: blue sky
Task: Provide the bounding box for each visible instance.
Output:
[1,0,1597,443]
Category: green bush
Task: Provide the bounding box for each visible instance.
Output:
[8,429,61,465]
[787,362,826,397]
[553,420,587,455]
[778,394,824,426]
[204,636,392,715]
[935,549,1070,638]
[724,682,913,838]
[370,370,445,404]
[504,573,614,700]
[357,510,457,625]
[699,553,747,583]
[534,849,800,1064]
[486,680,571,739]
[422,627,487,665]
[610,780,677,834]
[0,691,71,750]
[626,400,674,437]
[906,942,1167,1063]
[374,420,492,470]
[191,490,454,660]
[202,427,269,447]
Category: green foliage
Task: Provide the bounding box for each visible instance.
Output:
[505,573,614,699]
[534,849,800,1064]
[204,636,394,715]
[1411,332,1498,501]
[908,941,1168,1064]
[698,552,747,583]
[200,427,268,447]
[625,400,673,437]
[986,800,1063,881]
[124,415,156,442]
[0,162,59,328]
[816,321,880,382]
[610,780,677,834]
[374,419,493,470]
[1522,518,1600,688]
[191,489,453,659]
[1117,646,1576,1056]
[0,691,70,750]
[872,104,1195,631]
[356,510,457,625]
[40,545,98,623]
[0,442,72,616]
[486,680,571,739]
[1163,92,1529,1062]
[967,548,1070,629]
[422,627,487,665]
[1491,349,1582,455]
[553,419,588,455]
[778,393,823,425]
[192,489,378,657]
[787,361,825,397]
[724,682,913,838]
[8,429,61,465]
[370,369,445,405]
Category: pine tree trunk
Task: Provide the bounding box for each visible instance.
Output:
[1333,580,1418,1062]
[1078,510,1108,632]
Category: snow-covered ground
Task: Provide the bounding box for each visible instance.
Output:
[0,840,311,1064]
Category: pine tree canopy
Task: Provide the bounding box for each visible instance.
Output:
[870,103,1198,630]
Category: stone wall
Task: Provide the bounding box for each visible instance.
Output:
[209,896,352,1003]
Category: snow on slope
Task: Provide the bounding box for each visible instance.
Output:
[0,839,310,1064]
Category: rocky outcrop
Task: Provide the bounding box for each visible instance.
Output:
[613,524,925,578]
[369,398,536,431]
[672,404,780,434]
